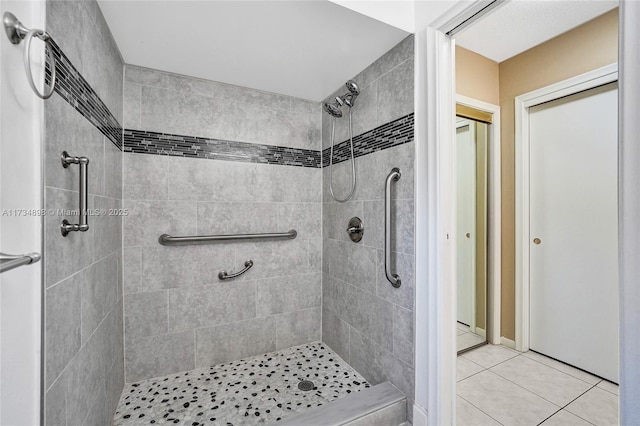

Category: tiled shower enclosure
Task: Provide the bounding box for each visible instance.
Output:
[41,1,415,423]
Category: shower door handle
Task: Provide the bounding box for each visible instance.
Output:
[60,151,89,237]
[385,167,401,288]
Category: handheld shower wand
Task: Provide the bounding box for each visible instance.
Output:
[323,80,359,203]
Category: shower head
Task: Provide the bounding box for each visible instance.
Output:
[323,100,343,118]
[342,80,360,108]
[322,80,360,117]
[345,80,359,95]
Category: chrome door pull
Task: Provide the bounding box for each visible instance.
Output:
[385,167,401,288]
[60,151,89,237]
[218,260,253,280]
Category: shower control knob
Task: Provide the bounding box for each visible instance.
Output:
[346,217,364,243]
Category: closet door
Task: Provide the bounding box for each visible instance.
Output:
[529,82,619,382]
[456,122,476,327]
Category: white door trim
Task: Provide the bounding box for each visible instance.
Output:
[413,25,456,426]
[618,1,640,421]
[514,63,618,352]
[456,95,501,345]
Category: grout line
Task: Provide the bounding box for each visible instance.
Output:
[535,383,599,426]
[522,351,601,385]
[457,394,505,426]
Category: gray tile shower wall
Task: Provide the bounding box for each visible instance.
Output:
[122,66,323,383]
[321,35,416,420]
[43,1,124,425]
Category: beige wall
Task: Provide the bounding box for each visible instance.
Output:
[456,46,500,105]
[498,9,618,339]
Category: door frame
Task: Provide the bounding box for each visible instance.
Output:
[456,95,501,344]
[514,63,618,352]
[417,2,638,424]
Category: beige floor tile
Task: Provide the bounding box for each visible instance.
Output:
[457,356,485,382]
[461,344,519,369]
[457,396,502,426]
[540,409,594,425]
[522,351,601,385]
[457,370,559,425]
[490,355,593,406]
[565,387,618,426]
[596,380,619,396]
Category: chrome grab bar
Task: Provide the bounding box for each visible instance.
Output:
[159,230,297,246]
[385,167,401,288]
[219,260,253,281]
[0,252,41,273]
[60,151,89,237]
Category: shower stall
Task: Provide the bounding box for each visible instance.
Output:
[1,1,415,424]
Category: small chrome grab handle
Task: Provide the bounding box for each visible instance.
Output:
[0,252,41,273]
[3,12,57,99]
[218,260,253,281]
[60,151,89,237]
[385,168,401,288]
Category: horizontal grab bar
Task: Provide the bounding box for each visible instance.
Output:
[0,252,41,273]
[159,229,297,246]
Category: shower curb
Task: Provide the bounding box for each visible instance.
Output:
[272,381,406,426]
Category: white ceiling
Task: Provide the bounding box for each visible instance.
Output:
[455,0,618,63]
[97,0,411,101]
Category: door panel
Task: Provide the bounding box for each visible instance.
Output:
[529,82,619,382]
[456,122,476,326]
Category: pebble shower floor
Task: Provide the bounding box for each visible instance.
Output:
[113,342,370,425]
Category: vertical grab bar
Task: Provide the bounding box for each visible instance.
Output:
[385,167,401,288]
[60,151,89,236]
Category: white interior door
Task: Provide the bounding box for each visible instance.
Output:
[529,82,619,382]
[456,121,476,327]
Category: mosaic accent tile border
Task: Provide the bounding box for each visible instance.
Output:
[123,113,414,168]
[46,40,122,149]
[124,129,322,167]
[321,113,414,167]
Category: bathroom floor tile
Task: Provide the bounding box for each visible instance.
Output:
[456,396,501,426]
[457,332,485,352]
[596,380,619,396]
[461,344,519,369]
[540,409,594,425]
[565,387,619,426]
[457,357,484,382]
[113,342,369,425]
[490,355,593,406]
[521,351,601,385]
[457,370,559,425]
[457,322,470,333]
[457,345,619,426]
